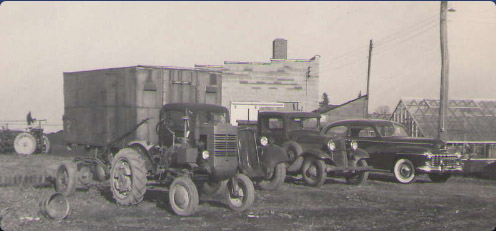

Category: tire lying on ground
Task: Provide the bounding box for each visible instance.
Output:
[110,148,147,206]
[55,161,77,196]
[14,132,37,155]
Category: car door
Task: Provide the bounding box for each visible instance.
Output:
[346,125,387,169]
[259,116,286,146]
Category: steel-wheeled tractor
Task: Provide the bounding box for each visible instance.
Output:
[0,120,50,155]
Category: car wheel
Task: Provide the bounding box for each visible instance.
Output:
[169,176,199,216]
[110,148,147,206]
[258,163,286,191]
[393,158,416,184]
[345,159,369,185]
[55,161,77,196]
[428,173,451,183]
[301,157,326,187]
[225,173,255,212]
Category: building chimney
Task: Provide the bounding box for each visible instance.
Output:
[273,38,287,59]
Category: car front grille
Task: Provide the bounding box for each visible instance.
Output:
[431,154,459,167]
[213,134,238,157]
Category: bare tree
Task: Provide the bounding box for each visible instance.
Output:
[374,105,390,115]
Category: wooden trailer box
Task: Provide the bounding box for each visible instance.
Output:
[63,66,222,147]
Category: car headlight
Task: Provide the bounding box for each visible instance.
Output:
[350,141,358,151]
[260,136,269,146]
[202,150,210,159]
[327,140,336,151]
[423,151,434,159]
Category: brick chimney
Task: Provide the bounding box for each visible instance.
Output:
[272,38,287,59]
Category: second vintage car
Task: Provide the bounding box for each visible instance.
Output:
[257,111,371,187]
[322,119,463,184]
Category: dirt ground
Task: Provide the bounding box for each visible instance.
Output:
[1,148,496,231]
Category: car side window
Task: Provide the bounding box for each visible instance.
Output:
[350,126,377,138]
[326,126,347,137]
[268,117,284,130]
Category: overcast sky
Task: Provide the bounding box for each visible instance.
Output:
[1,1,495,131]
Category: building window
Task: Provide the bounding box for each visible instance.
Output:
[209,74,217,85]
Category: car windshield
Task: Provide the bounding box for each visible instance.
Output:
[288,117,320,131]
[376,124,409,137]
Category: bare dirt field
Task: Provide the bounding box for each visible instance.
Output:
[1,148,496,231]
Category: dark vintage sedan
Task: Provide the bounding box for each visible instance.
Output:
[322,119,463,184]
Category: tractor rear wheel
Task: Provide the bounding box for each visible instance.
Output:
[14,132,36,155]
[110,148,147,206]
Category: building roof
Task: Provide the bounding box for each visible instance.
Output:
[392,99,496,142]
[315,95,367,114]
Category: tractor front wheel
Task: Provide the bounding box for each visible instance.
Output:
[169,176,199,216]
[225,173,255,212]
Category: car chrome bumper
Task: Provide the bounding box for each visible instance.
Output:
[417,165,463,173]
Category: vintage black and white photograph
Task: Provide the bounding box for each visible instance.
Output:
[0,1,495,230]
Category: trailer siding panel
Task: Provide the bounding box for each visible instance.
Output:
[64,66,221,147]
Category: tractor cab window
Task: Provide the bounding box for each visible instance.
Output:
[349,126,377,138]
[164,110,185,129]
[197,111,227,125]
[288,117,320,131]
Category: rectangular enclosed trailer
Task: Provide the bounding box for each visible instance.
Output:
[63,65,222,148]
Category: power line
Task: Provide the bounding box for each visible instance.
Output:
[375,14,438,47]
[321,14,439,67]
[374,23,438,55]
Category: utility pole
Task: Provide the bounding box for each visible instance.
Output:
[439,1,449,139]
[365,39,373,118]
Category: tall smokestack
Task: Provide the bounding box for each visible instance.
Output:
[273,38,287,59]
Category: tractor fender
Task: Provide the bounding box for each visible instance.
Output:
[127,141,155,171]
[281,141,303,159]
[352,148,370,161]
[259,144,289,172]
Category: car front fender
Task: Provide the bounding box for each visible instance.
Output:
[352,148,370,160]
[259,144,289,171]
